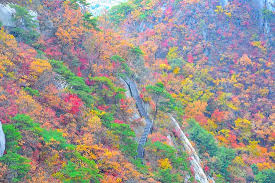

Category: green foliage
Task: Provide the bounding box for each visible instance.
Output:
[69,0,89,9]
[146,141,189,171]
[212,146,235,178]
[40,128,75,150]
[100,112,114,127]
[12,114,41,134]
[54,151,101,183]
[131,46,144,56]
[255,169,275,183]
[187,119,235,180]
[110,123,137,157]
[0,152,31,182]
[90,76,116,92]
[187,118,218,156]
[131,158,149,174]
[146,82,176,113]
[12,114,73,150]
[90,76,126,101]
[9,4,39,44]
[155,168,181,183]
[146,141,189,183]
[251,164,259,175]
[262,8,274,21]
[1,122,30,182]
[139,10,153,20]
[111,55,126,62]
[82,12,100,31]
[121,62,134,76]
[109,2,134,24]
[23,87,40,96]
[2,124,22,152]
[49,60,94,106]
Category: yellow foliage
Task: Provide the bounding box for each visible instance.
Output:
[225,12,232,17]
[30,59,52,79]
[173,67,180,74]
[233,156,245,166]
[238,54,252,65]
[158,158,172,169]
[230,74,238,83]
[234,118,252,140]
[257,162,272,171]
[246,141,260,157]
[258,87,269,97]
[227,102,238,111]
[214,6,224,14]
[251,41,267,52]
[159,64,171,70]
[87,115,102,132]
[167,47,179,60]
[0,28,17,57]
[0,54,14,78]
[16,90,43,117]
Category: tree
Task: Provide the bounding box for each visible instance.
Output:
[55,2,84,47]
[146,82,175,119]
[234,118,252,141]
[29,59,52,81]
[109,2,134,25]
[255,169,275,183]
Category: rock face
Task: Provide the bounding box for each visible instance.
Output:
[122,77,153,159]
[170,116,211,183]
[0,4,15,27]
[0,121,5,157]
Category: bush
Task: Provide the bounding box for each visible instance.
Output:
[0,123,30,182]
[49,60,94,106]
[187,119,235,180]
[0,152,31,182]
[23,87,40,96]
[53,151,102,183]
[2,124,22,152]
[255,169,275,183]
[110,123,137,157]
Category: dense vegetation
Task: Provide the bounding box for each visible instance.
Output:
[0,0,274,182]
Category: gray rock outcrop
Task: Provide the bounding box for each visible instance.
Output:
[0,121,5,157]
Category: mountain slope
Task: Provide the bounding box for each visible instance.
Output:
[0,0,274,183]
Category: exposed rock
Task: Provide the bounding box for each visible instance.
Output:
[34,71,68,91]
[0,4,15,27]
[122,76,153,159]
[0,120,5,157]
[170,116,211,183]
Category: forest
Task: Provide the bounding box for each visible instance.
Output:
[0,0,274,182]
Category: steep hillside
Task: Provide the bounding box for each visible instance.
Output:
[0,0,274,183]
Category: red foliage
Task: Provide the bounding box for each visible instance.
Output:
[211,109,225,123]
[204,165,210,173]
[165,6,173,17]
[45,46,62,58]
[187,53,194,63]
[63,94,83,114]
[114,119,124,124]
[97,105,110,111]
